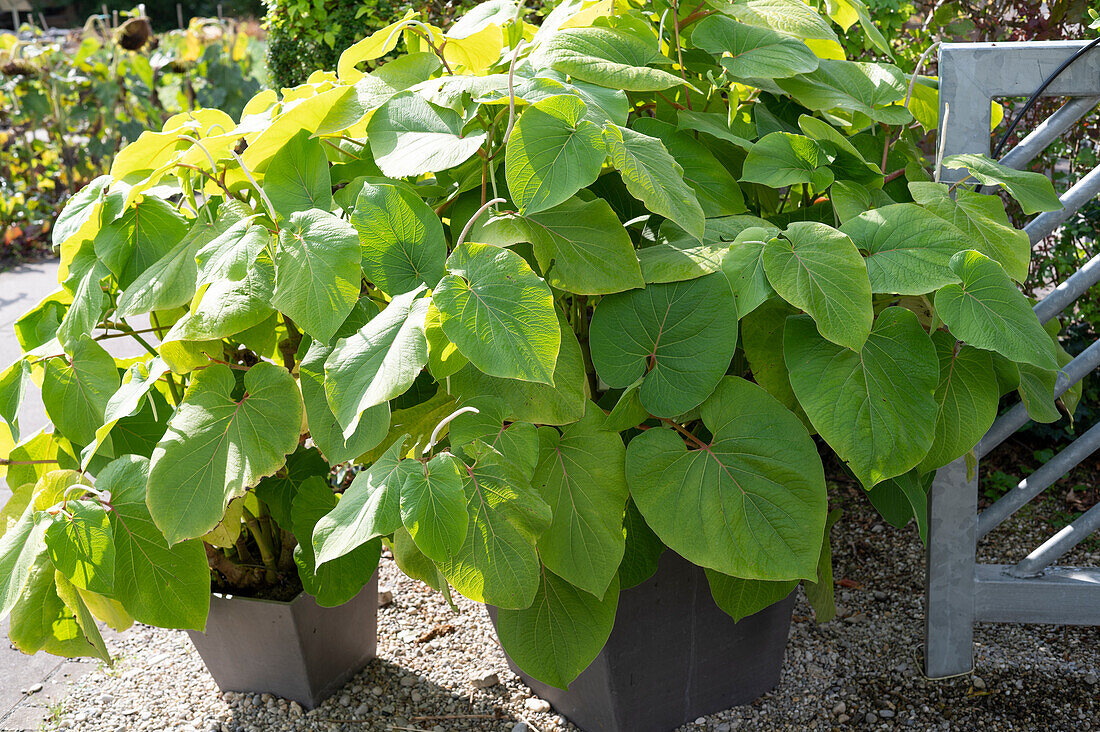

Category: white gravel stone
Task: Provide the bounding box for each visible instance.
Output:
[525,698,551,713]
[43,490,1100,732]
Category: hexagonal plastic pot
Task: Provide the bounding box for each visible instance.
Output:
[490,552,795,732]
[187,576,377,710]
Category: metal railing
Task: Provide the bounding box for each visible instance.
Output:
[926,40,1100,678]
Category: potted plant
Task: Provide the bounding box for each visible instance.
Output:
[1,0,1068,727]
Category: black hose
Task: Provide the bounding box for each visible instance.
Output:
[991,35,1100,159]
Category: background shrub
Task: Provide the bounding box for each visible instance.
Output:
[263,0,480,89]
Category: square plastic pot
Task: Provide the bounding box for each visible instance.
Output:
[490,552,795,732]
[186,575,377,709]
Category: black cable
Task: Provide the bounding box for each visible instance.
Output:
[991,35,1100,160]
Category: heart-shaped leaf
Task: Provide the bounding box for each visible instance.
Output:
[918,330,999,473]
[351,181,447,296]
[434,243,560,384]
[840,203,968,295]
[590,273,738,418]
[399,452,469,562]
[263,129,333,219]
[367,91,487,178]
[602,124,704,241]
[762,221,873,351]
[934,250,1059,370]
[494,570,619,690]
[98,456,210,630]
[506,95,606,215]
[785,307,939,487]
[692,14,819,80]
[272,209,361,343]
[626,376,827,580]
[147,363,303,544]
[742,132,835,190]
[533,403,628,597]
[324,287,430,438]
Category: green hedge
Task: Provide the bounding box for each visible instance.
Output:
[264,0,478,89]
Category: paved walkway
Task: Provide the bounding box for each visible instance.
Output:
[0,260,107,731]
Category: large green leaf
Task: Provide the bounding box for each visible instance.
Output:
[56,244,109,352]
[533,403,628,597]
[941,154,1062,215]
[617,498,664,589]
[449,396,540,479]
[301,340,389,465]
[741,132,834,190]
[293,476,382,607]
[722,0,840,42]
[367,92,487,178]
[399,452,469,562]
[324,287,430,437]
[434,242,560,384]
[910,182,1030,282]
[934,250,1059,370]
[530,26,685,91]
[778,59,910,125]
[117,200,249,317]
[803,507,841,622]
[53,175,110,250]
[626,377,826,579]
[495,571,619,690]
[272,208,361,343]
[797,115,883,184]
[0,505,47,622]
[762,221,873,351]
[147,363,303,544]
[263,129,333,219]
[98,456,210,630]
[740,298,808,425]
[506,95,606,215]
[918,331,999,473]
[633,118,747,216]
[53,573,112,662]
[437,454,551,609]
[9,553,99,659]
[42,500,114,596]
[720,226,779,317]
[93,196,189,289]
[163,253,276,343]
[590,273,738,418]
[641,216,774,288]
[693,15,819,81]
[195,219,268,288]
[447,313,587,425]
[705,570,797,622]
[351,181,447,296]
[840,203,968,295]
[313,439,407,565]
[42,337,120,445]
[785,308,939,487]
[0,359,28,441]
[489,197,644,295]
[602,124,704,241]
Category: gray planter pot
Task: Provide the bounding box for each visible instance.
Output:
[187,575,378,709]
[490,552,795,732]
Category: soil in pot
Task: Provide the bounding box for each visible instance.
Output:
[187,574,378,709]
[490,552,795,732]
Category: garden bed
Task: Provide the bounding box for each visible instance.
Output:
[44,484,1099,732]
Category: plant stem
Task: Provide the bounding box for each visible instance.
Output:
[670,0,692,110]
[241,506,278,583]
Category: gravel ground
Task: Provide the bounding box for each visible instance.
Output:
[33,484,1100,732]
